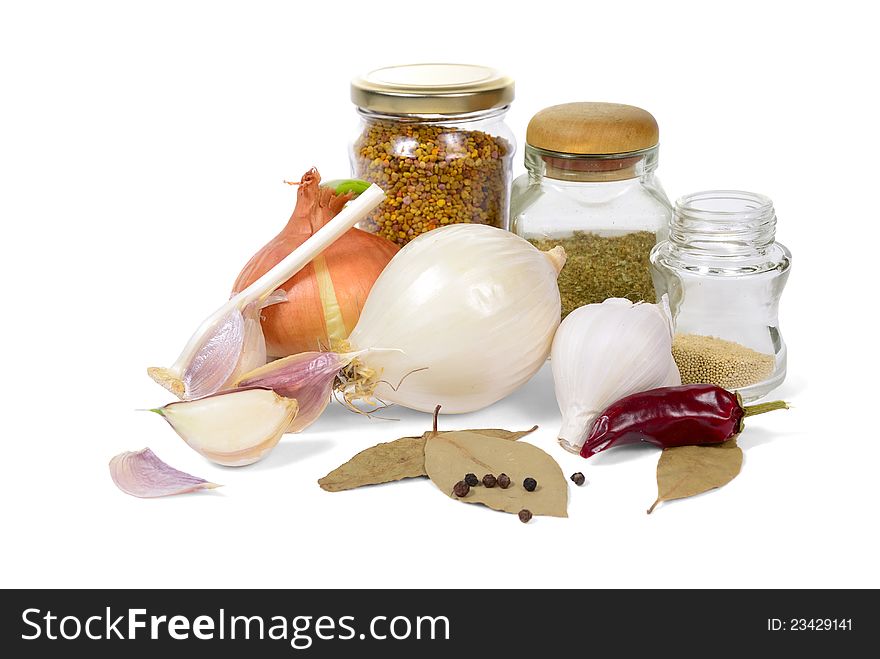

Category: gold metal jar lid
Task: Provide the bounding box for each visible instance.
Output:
[351,63,515,115]
[526,102,659,156]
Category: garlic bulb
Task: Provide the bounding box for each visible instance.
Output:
[339,224,566,414]
[552,297,681,453]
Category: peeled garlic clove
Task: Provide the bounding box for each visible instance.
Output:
[153,388,298,466]
[235,351,358,432]
[109,448,220,498]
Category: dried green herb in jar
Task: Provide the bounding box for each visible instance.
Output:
[353,120,511,246]
[528,231,657,317]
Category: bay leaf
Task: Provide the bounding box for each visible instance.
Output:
[424,430,568,517]
[318,426,537,492]
[647,438,743,514]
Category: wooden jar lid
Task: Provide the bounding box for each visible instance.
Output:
[526,102,659,155]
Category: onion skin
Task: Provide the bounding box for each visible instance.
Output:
[232,169,399,357]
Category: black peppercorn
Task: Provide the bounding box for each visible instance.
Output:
[570,472,586,486]
[482,473,497,488]
[518,509,533,523]
[523,477,537,492]
[453,480,470,497]
[464,473,479,487]
[497,473,511,489]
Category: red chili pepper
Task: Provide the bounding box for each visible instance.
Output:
[580,384,789,458]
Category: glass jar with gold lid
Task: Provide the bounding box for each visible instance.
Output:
[350,63,516,246]
[511,102,671,317]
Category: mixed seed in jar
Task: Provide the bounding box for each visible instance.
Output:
[352,120,511,246]
[350,63,516,246]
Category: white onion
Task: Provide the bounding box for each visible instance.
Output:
[551,297,681,453]
[344,224,565,413]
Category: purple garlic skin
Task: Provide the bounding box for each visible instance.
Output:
[109,448,220,498]
[236,351,353,432]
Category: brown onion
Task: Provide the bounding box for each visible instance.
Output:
[232,169,398,357]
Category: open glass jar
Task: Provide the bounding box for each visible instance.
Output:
[650,191,791,401]
[350,64,515,246]
[511,102,671,317]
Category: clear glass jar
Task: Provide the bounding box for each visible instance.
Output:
[350,64,516,246]
[511,103,671,317]
[650,191,791,401]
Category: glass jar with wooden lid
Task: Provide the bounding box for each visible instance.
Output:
[511,102,671,317]
[350,63,516,247]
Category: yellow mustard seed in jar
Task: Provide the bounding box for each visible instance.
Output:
[672,334,776,390]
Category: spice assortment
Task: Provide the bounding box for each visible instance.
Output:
[113,62,796,520]
[350,64,515,246]
[318,412,566,520]
[424,428,567,518]
[317,418,538,492]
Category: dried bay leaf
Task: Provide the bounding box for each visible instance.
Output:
[648,438,743,514]
[318,426,537,492]
[319,435,427,492]
[424,431,568,517]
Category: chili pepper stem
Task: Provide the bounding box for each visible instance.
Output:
[742,400,790,417]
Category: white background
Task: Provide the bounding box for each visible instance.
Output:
[2,0,877,589]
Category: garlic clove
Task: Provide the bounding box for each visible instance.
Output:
[183,308,245,400]
[148,291,287,401]
[226,290,288,388]
[153,388,298,466]
[109,447,221,498]
[148,308,246,401]
[235,351,359,432]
